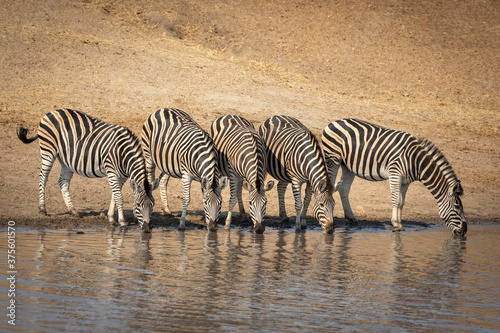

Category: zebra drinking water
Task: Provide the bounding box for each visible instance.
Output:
[141,108,227,231]
[17,109,154,232]
[210,115,274,233]
[322,118,467,236]
[259,115,339,234]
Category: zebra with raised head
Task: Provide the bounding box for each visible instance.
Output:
[322,118,467,236]
[17,109,154,232]
[259,115,339,234]
[141,108,227,231]
[210,115,274,234]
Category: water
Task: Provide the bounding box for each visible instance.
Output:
[1,224,499,332]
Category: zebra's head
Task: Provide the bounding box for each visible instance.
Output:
[443,180,467,237]
[201,176,228,232]
[313,179,340,234]
[243,179,275,234]
[132,180,155,233]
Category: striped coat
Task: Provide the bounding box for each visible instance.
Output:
[210,115,274,233]
[259,115,339,234]
[322,118,466,236]
[17,109,154,232]
[141,108,227,231]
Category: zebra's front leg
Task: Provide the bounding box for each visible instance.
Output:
[224,175,239,229]
[277,181,289,222]
[107,194,117,225]
[300,182,312,224]
[236,179,248,222]
[58,162,78,217]
[389,176,408,231]
[108,176,126,226]
[178,173,193,230]
[291,180,305,231]
[159,173,172,215]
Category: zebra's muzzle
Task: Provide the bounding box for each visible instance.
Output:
[454,222,467,237]
[141,222,151,233]
[322,220,335,234]
[207,220,218,232]
[253,222,265,234]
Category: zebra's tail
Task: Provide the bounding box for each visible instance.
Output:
[17,126,39,144]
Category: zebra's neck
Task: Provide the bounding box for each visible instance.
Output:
[416,140,459,212]
[244,140,266,191]
[121,131,149,191]
[301,133,332,193]
[308,159,332,194]
[197,150,218,183]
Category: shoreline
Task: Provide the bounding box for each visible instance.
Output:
[2,213,497,231]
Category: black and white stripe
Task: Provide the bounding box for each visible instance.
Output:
[141,108,227,231]
[322,118,467,236]
[259,115,338,234]
[17,108,154,232]
[210,115,274,233]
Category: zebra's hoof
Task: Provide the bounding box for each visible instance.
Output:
[38,210,48,217]
[295,227,306,233]
[69,210,80,218]
[391,226,405,232]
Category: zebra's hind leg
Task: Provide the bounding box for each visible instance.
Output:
[58,161,78,216]
[277,181,289,222]
[389,176,408,231]
[339,165,358,222]
[236,179,248,222]
[291,180,306,231]
[159,173,172,215]
[38,153,56,216]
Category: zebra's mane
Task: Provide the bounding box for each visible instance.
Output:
[120,126,152,194]
[418,139,460,190]
[307,131,334,193]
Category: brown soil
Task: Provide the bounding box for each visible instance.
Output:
[1,0,498,230]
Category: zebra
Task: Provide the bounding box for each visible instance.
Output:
[258,115,340,234]
[210,115,274,234]
[141,108,227,231]
[17,109,154,232]
[321,118,467,236]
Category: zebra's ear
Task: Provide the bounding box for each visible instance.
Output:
[130,179,137,192]
[453,180,464,196]
[317,179,327,193]
[333,181,342,193]
[152,178,161,191]
[219,176,228,190]
[242,180,252,191]
[264,180,274,192]
[201,177,211,191]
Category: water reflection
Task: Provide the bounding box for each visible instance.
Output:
[1,226,498,332]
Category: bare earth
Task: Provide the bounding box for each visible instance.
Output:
[1,0,498,230]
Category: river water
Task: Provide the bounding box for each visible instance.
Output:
[1,224,499,332]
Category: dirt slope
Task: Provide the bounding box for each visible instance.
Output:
[1,0,498,229]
